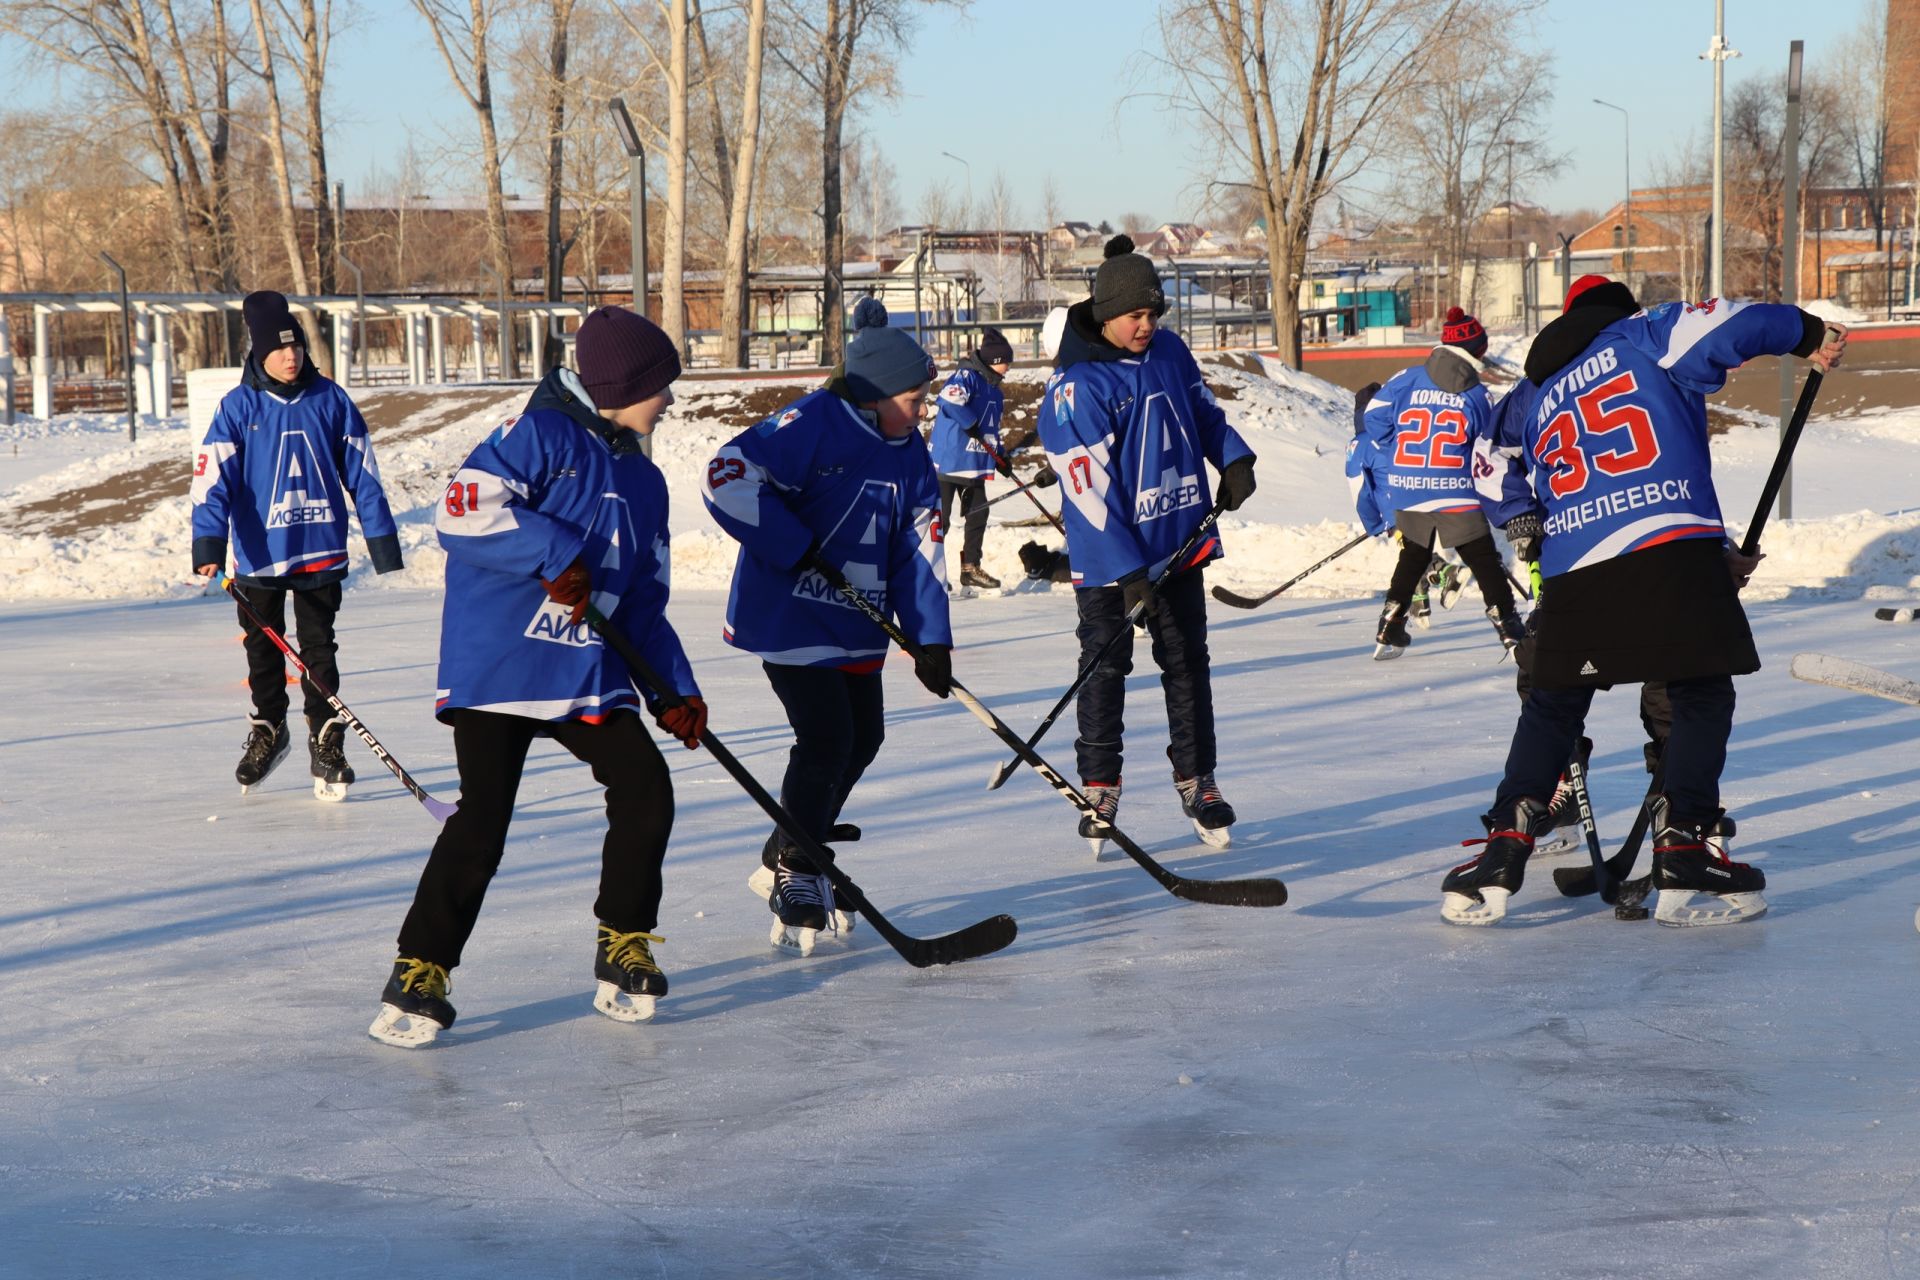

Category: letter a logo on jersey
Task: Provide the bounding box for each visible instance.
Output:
[266,430,335,528]
[1131,392,1202,524]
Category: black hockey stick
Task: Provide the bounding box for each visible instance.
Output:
[1553,761,1664,901]
[219,574,458,821]
[980,439,1066,537]
[807,555,1285,907]
[1211,530,1370,610]
[984,504,1225,790]
[1558,737,1623,904]
[585,606,1017,967]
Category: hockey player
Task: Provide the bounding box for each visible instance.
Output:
[931,326,1015,590]
[704,297,952,956]
[1441,274,1847,927]
[370,307,702,1047]
[192,290,402,800]
[1352,307,1522,659]
[1037,234,1257,853]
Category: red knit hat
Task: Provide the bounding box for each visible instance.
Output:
[575,306,681,409]
[1440,306,1487,359]
[1563,273,1639,313]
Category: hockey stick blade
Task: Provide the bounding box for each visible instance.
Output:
[586,608,1018,966]
[1208,531,1371,611]
[1554,764,1663,898]
[1210,585,1275,609]
[1171,876,1289,907]
[1876,607,1917,623]
[1790,652,1920,707]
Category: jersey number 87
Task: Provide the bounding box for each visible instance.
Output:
[1533,370,1661,500]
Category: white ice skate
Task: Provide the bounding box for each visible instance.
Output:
[592,984,657,1023]
[314,777,350,802]
[368,1003,446,1048]
[368,958,454,1049]
[750,864,854,934]
[1653,887,1768,927]
[1650,810,1767,927]
[1440,885,1513,926]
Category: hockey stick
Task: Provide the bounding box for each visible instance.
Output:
[1557,737,1625,905]
[218,574,458,822]
[984,504,1225,791]
[1875,607,1918,623]
[1211,530,1371,610]
[1553,761,1664,901]
[980,439,1066,537]
[584,606,1017,967]
[1789,652,1920,707]
[806,554,1285,907]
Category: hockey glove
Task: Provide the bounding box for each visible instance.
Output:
[1218,456,1257,512]
[1121,572,1158,624]
[541,558,593,626]
[803,549,852,592]
[993,452,1015,479]
[654,695,708,750]
[913,644,953,699]
[1032,464,1059,489]
[1503,513,1544,565]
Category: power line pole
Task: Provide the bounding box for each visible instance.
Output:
[1778,40,1803,522]
[1702,0,1740,297]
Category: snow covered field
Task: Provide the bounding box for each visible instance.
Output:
[4,585,1920,1277]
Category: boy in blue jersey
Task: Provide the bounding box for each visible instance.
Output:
[704,297,952,956]
[370,308,703,1047]
[1036,235,1258,852]
[931,326,1015,590]
[1442,275,1847,927]
[1351,307,1523,658]
[192,290,402,799]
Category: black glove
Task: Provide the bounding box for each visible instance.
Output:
[1503,513,1544,564]
[913,643,952,698]
[993,452,1014,479]
[1032,464,1058,489]
[803,548,851,592]
[1218,457,1257,512]
[1121,572,1157,623]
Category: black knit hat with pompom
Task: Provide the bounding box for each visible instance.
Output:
[1091,233,1166,323]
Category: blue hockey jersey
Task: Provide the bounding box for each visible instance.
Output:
[928,357,1005,478]
[1036,307,1253,589]
[1471,298,1816,579]
[703,385,952,669]
[432,368,698,723]
[190,357,401,585]
[1354,349,1490,525]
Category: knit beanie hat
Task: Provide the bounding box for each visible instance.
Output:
[575,305,681,409]
[844,297,936,401]
[1040,306,1069,360]
[976,326,1014,366]
[1439,306,1488,359]
[1091,234,1166,323]
[243,290,306,353]
[1564,273,1638,314]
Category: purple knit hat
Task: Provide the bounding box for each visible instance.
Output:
[575,306,681,409]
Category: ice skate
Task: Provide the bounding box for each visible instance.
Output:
[235,716,290,792]
[1535,738,1592,857]
[1174,771,1235,849]
[1435,561,1469,610]
[1441,797,1549,926]
[1077,781,1122,859]
[368,957,454,1048]
[592,924,667,1023]
[1373,602,1411,661]
[1650,799,1767,927]
[308,713,355,802]
[1411,579,1433,630]
[750,829,858,932]
[960,562,1002,591]
[768,860,844,956]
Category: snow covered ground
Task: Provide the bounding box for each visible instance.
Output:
[4,585,1920,1277]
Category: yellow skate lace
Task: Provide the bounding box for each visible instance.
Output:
[394,957,450,999]
[598,926,664,976]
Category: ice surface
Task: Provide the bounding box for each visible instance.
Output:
[4,586,1920,1277]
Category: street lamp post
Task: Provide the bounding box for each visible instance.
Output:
[1701,0,1740,297]
[99,251,135,441]
[1779,40,1803,521]
[1593,99,1632,291]
[940,150,972,227]
[608,98,650,322]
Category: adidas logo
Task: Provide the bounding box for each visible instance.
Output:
[1579,660,1599,675]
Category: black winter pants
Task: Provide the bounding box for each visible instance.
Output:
[1386,534,1515,614]
[759,662,886,870]
[939,476,989,565]
[1074,567,1216,784]
[1492,675,1734,826]
[236,581,341,727]
[396,708,674,968]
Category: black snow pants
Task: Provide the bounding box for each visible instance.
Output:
[939,476,989,565]
[1073,567,1216,785]
[758,662,886,871]
[1386,533,1515,615]
[235,580,342,728]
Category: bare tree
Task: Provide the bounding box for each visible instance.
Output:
[1833,0,1913,253]
[283,0,340,294]
[243,0,311,293]
[1148,0,1468,367]
[719,0,768,365]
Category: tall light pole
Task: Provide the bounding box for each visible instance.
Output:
[1593,99,1632,290]
[1778,40,1804,521]
[608,98,649,322]
[940,150,972,227]
[1701,0,1740,297]
[99,252,135,441]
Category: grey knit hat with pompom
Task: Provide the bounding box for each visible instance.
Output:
[843,296,937,401]
[1091,234,1166,323]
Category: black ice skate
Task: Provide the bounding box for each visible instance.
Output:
[768,859,844,957]
[1488,605,1527,651]
[368,957,455,1048]
[1442,796,1550,926]
[1411,576,1434,631]
[236,716,291,792]
[1650,797,1767,927]
[1077,781,1122,859]
[593,924,667,1022]
[1536,738,1593,857]
[960,562,1002,590]
[750,833,858,934]
[1373,602,1411,660]
[1434,560,1468,610]
[308,713,355,802]
[1174,771,1235,849]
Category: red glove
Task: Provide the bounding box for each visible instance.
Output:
[655,695,708,750]
[542,558,592,626]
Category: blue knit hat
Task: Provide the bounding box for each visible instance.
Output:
[844,297,935,401]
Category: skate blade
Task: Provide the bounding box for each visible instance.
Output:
[1535,832,1580,858]
[770,917,819,957]
[592,981,658,1023]
[368,1003,445,1048]
[747,864,775,900]
[1084,834,1121,861]
[1441,887,1511,926]
[1191,819,1232,850]
[1654,888,1768,927]
[1413,611,1432,631]
[313,778,350,802]
[1372,644,1406,661]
